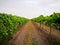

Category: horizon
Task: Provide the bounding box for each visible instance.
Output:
[0,0,60,18]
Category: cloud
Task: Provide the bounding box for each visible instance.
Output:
[0,0,60,18]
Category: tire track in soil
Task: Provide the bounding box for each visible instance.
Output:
[7,22,29,45]
[7,21,50,45]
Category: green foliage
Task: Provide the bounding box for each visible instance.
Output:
[31,38,38,45]
[0,13,28,45]
[32,12,60,30]
[32,15,45,23]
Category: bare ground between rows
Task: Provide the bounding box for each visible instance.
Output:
[7,21,59,45]
[33,22,60,45]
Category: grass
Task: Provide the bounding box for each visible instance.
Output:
[31,38,38,45]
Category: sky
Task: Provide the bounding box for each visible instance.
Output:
[0,0,60,19]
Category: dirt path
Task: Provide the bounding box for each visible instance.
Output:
[33,22,60,45]
[7,21,60,45]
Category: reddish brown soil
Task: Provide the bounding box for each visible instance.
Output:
[7,21,60,45]
[34,22,60,45]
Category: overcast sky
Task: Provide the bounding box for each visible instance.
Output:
[0,0,60,18]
